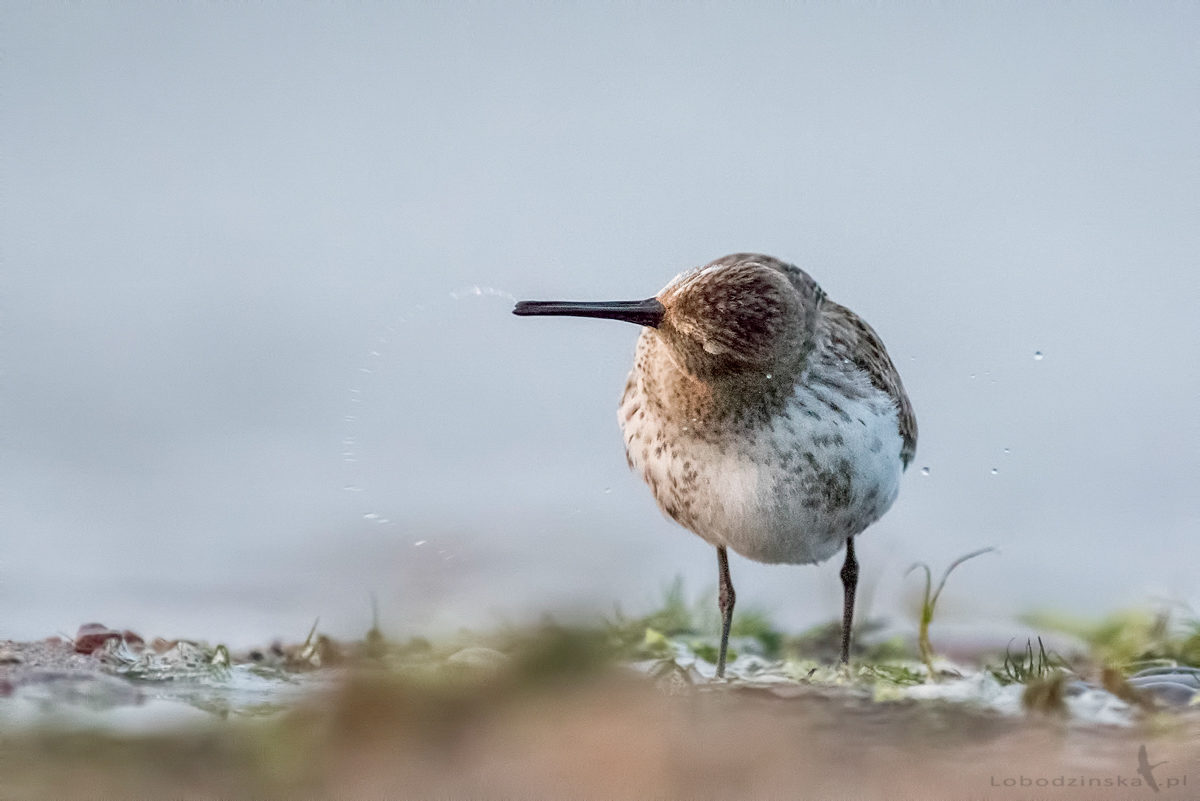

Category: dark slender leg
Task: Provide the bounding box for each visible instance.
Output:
[839,536,858,664]
[716,546,735,678]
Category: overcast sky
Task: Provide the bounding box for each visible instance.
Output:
[4,3,1198,646]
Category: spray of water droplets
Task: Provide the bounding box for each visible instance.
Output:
[449,285,517,302]
[340,324,400,530]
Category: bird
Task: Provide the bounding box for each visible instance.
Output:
[1136,745,1167,792]
[513,253,916,677]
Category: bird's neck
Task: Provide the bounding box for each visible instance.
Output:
[636,333,800,426]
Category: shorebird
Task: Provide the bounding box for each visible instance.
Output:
[514,254,916,677]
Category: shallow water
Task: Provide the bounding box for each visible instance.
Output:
[3,627,1196,731]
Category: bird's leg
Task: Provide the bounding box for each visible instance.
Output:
[839,536,858,664]
[716,546,735,678]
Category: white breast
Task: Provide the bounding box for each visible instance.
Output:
[620,372,904,566]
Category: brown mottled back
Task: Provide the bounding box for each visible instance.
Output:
[822,301,918,467]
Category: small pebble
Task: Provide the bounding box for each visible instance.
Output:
[74,623,121,655]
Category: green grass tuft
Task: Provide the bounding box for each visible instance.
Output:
[905,547,995,675]
[988,636,1069,686]
[605,577,784,661]
[859,662,927,686]
[1021,608,1200,671]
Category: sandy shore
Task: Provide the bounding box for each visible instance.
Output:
[2,654,1198,801]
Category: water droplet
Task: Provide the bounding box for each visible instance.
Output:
[343,485,364,492]
[363,513,380,520]
[765,373,773,380]
[343,415,357,422]
[920,467,930,476]
[414,539,427,547]
[990,468,998,475]
[1033,351,1044,361]
[369,350,380,357]
[449,285,516,302]
[358,367,373,374]
[603,488,612,494]
[1003,448,1010,455]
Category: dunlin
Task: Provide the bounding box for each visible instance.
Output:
[514,254,916,676]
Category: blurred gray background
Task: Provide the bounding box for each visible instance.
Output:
[4,3,1198,646]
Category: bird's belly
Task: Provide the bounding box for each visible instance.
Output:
[621,387,904,565]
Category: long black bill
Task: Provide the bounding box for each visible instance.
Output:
[512,297,664,328]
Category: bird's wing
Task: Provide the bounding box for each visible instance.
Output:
[823,301,918,468]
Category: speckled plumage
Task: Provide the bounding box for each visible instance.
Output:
[514,252,916,674]
[619,254,916,566]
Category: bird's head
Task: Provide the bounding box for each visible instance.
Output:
[514,254,823,384]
